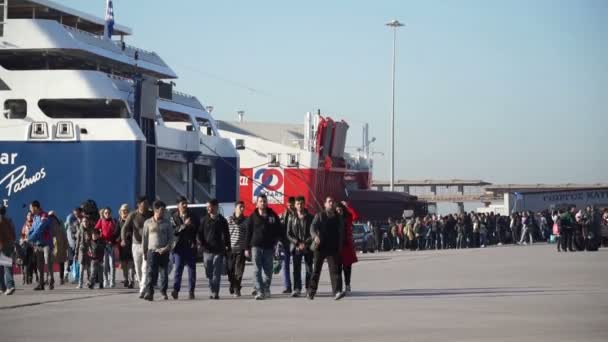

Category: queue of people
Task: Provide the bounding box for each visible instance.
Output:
[372,206,607,253]
[0,194,358,302]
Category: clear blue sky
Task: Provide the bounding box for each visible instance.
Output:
[64,0,607,184]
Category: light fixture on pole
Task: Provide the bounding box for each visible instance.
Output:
[385,19,404,192]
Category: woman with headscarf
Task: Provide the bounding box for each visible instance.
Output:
[117,204,135,288]
[336,201,358,294]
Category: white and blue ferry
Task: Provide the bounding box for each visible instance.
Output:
[0,0,239,223]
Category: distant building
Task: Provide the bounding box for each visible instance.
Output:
[484,185,608,213]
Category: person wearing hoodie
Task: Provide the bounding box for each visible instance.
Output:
[245,194,282,300]
[95,208,118,288]
[308,196,345,301]
[227,201,247,297]
[198,198,230,300]
[27,201,54,291]
[88,229,105,289]
[286,196,314,297]
[170,196,198,300]
[0,205,16,295]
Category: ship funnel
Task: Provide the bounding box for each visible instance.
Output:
[237,110,244,123]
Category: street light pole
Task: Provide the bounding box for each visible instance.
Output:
[386,19,404,192]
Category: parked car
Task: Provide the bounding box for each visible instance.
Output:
[352,223,376,253]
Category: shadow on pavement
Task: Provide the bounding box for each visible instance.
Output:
[347,287,574,299]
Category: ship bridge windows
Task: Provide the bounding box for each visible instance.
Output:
[3,99,27,119]
[38,99,129,119]
[195,118,215,136]
[159,108,195,131]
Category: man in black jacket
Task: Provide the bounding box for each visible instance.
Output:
[171,196,198,300]
[279,197,295,294]
[198,199,230,300]
[245,194,281,300]
[308,196,345,301]
[286,196,314,297]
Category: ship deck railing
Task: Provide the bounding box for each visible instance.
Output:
[62,24,168,67]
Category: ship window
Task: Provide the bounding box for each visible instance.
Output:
[159,109,191,122]
[38,99,129,119]
[196,118,215,136]
[159,108,193,131]
[3,99,26,119]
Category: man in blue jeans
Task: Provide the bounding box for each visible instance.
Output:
[27,201,54,291]
[279,197,296,294]
[0,205,16,295]
[171,196,198,300]
[246,194,281,300]
[286,196,314,297]
[198,199,231,300]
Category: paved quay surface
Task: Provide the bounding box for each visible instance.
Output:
[1,244,607,342]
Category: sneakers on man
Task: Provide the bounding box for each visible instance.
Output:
[189,291,195,300]
[307,292,315,300]
[282,288,291,294]
[251,289,257,296]
[234,289,241,297]
[255,293,264,300]
[335,291,346,301]
[171,290,178,300]
[5,288,15,296]
[143,293,154,301]
[138,292,146,299]
[213,293,220,300]
[291,290,300,298]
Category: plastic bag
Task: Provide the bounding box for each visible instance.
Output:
[272,259,281,274]
[71,257,80,282]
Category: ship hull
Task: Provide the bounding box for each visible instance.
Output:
[239,167,346,214]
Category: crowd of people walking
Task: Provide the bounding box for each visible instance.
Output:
[2,198,606,299]
[0,194,359,301]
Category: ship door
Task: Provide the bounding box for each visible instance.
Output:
[0,0,6,37]
[135,76,159,202]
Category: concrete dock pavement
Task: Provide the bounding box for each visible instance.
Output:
[1,244,607,342]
